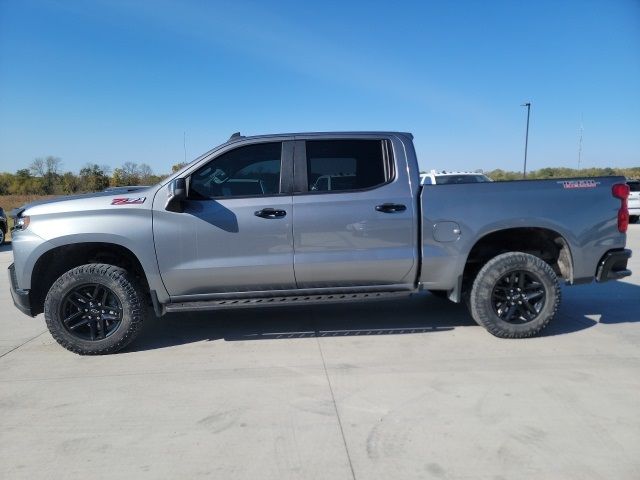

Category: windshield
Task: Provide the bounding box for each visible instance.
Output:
[435,174,491,185]
[628,181,640,192]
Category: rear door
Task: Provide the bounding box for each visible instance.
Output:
[153,140,296,297]
[291,136,418,289]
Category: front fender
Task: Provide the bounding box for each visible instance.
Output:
[17,208,169,302]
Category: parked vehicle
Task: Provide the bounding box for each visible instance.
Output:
[420,170,492,185]
[0,207,7,245]
[627,180,639,223]
[8,132,632,354]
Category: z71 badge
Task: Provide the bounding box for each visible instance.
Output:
[111,197,146,205]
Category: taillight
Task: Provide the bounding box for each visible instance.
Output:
[612,183,630,233]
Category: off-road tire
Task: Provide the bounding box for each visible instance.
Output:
[44,263,147,355]
[0,228,5,245]
[469,252,560,338]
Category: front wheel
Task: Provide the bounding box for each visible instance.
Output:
[44,264,147,354]
[469,252,560,338]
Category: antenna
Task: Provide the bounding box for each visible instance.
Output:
[577,114,583,169]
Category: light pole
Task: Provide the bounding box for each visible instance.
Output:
[521,102,531,178]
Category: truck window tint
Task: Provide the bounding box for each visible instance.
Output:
[190,142,282,198]
[306,140,388,192]
[435,175,489,185]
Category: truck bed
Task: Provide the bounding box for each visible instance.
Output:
[419,177,627,297]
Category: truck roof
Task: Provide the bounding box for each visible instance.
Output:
[227,131,414,142]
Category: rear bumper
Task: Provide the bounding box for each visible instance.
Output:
[8,263,34,317]
[595,249,632,283]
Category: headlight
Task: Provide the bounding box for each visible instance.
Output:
[12,216,30,231]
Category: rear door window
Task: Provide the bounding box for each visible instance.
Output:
[305,140,392,193]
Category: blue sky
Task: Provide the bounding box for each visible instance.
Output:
[0,0,638,174]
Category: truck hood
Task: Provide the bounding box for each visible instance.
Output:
[11,187,154,218]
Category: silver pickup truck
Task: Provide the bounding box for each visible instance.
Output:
[8,132,633,354]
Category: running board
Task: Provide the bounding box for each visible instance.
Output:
[164,290,413,313]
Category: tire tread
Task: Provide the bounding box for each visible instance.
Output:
[44,263,146,355]
[469,252,560,338]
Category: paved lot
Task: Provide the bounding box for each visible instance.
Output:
[1,226,639,480]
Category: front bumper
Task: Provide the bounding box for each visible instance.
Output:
[595,249,632,283]
[8,263,34,316]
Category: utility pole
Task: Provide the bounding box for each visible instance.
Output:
[183,131,187,163]
[577,114,583,170]
[521,102,531,178]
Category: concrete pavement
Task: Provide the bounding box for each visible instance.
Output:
[1,227,639,479]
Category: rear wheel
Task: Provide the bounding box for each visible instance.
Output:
[44,263,147,354]
[0,228,4,245]
[469,252,560,338]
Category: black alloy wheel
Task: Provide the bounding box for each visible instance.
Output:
[490,270,546,324]
[59,284,123,341]
[45,263,147,354]
[468,252,560,338]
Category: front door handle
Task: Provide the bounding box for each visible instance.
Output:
[375,203,407,213]
[255,208,287,219]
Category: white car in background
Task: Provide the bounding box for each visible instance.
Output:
[420,170,493,185]
[627,179,639,223]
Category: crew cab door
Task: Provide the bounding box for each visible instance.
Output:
[292,137,418,289]
[153,140,296,297]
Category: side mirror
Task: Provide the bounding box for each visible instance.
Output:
[165,178,187,212]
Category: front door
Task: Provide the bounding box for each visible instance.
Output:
[153,140,296,298]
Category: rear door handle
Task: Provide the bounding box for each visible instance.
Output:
[375,203,407,213]
[255,208,287,219]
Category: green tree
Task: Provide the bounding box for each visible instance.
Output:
[60,171,81,194]
[0,172,14,195]
[30,156,62,194]
[79,164,110,192]
[112,162,142,186]
[171,162,188,172]
[138,163,154,184]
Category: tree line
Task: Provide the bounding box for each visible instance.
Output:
[0,157,188,195]
[485,166,640,181]
[1,156,638,196]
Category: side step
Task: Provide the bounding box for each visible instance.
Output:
[164,290,413,313]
